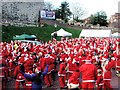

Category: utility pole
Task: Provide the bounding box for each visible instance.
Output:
[38,10,41,27]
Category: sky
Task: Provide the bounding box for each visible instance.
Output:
[44,0,120,19]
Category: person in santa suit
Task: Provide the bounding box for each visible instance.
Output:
[49,52,57,80]
[2,57,9,81]
[101,58,113,90]
[113,49,120,76]
[0,58,8,90]
[13,59,26,90]
[20,65,48,90]
[96,69,103,90]
[67,57,74,80]
[43,54,54,87]
[58,59,67,89]
[67,69,81,90]
[116,57,120,76]
[25,70,33,90]
[79,55,97,90]
[9,57,17,78]
[24,55,34,72]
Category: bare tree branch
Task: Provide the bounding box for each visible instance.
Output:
[70,3,87,20]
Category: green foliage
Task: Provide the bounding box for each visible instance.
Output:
[55,1,72,22]
[2,25,81,42]
[90,11,108,26]
[55,9,61,19]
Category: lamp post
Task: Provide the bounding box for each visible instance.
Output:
[54,23,57,31]
[38,10,41,27]
[53,23,57,39]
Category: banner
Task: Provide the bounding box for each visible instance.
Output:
[40,10,55,19]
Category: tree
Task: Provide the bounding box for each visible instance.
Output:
[90,11,108,26]
[55,1,72,23]
[54,9,61,19]
[70,3,87,22]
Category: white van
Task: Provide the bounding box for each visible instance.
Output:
[18,40,42,45]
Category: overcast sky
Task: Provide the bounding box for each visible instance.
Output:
[44,0,120,19]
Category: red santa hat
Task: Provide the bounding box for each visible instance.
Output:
[85,55,92,62]
[26,70,33,74]
[18,59,24,65]
[24,59,34,67]
[101,55,108,62]
[35,67,41,73]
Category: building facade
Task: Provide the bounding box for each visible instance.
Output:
[2,1,44,24]
[109,13,120,28]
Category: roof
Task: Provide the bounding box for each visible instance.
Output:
[13,34,36,40]
[111,32,120,37]
[51,28,72,37]
[79,29,112,37]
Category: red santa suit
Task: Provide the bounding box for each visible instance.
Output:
[115,54,120,73]
[13,60,26,90]
[67,58,74,79]
[43,54,53,87]
[8,55,16,78]
[103,60,113,90]
[116,59,120,73]
[96,69,103,90]
[105,53,120,74]
[58,61,67,89]
[2,57,9,81]
[0,64,7,90]
[25,70,33,90]
[24,57,34,72]
[79,56,97,90]
[67,71,81,90]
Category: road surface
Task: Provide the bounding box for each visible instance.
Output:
[5,69,120,90]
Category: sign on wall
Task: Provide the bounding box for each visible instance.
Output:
[40,10,55,19]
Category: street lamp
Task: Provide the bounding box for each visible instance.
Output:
[54,23,57,31]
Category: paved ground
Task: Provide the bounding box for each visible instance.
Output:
[5,69,120,90]
[111,69,120,90]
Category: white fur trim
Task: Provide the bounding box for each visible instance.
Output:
[58,73,65,76]
[26,84,32,86]
[9,59,12,62]
[99,83,104,86]
[35,68,41,73]
[82,80,95,82]
[103,79,111,80]
[16,79,25,82]
[0,75,5,78]
[67,70,73,73]
[111,57,115,60]
[67,83,79,89]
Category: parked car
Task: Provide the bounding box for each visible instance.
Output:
[18,40,42,45]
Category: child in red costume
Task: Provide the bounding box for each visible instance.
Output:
[96,69,103,90]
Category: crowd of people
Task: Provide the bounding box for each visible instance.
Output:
[0,37,120,90]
